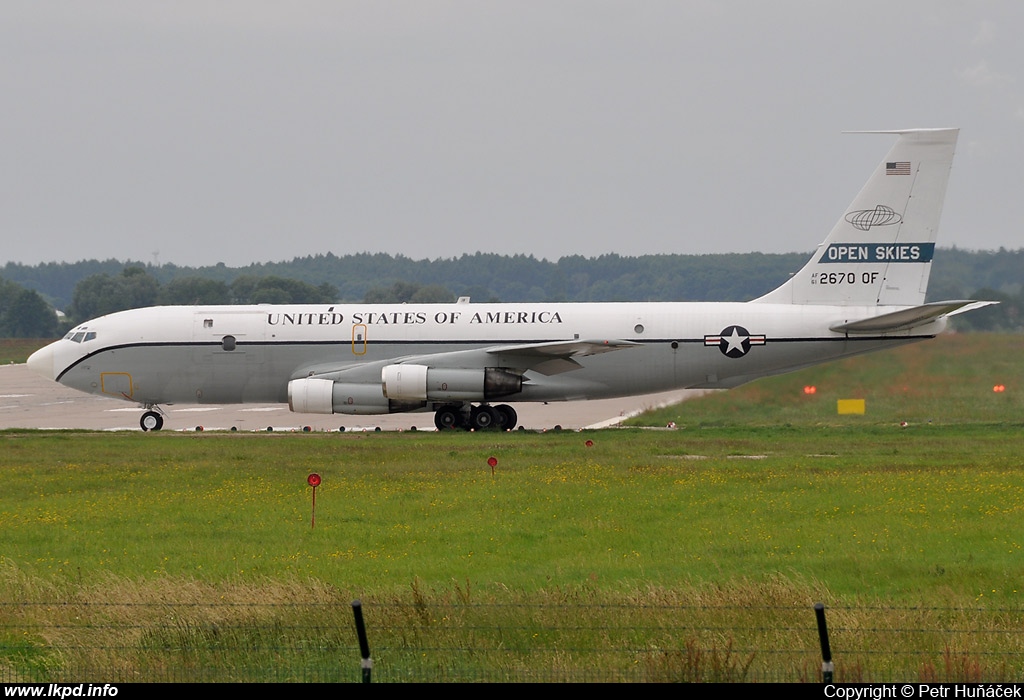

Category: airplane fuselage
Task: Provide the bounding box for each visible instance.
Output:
[35,300,941,409]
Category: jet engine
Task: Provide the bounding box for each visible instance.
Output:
[287,376,423,415]
[381,365,523,402]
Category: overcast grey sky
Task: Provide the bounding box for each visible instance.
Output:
[2,1,1021,267]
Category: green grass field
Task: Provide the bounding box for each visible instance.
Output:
[2,333,1023,681]
[2,425,1022,599]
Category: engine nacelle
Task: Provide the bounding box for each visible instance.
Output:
[288,377,409,415]
[381,365,523,402]
[330,382,394,415]
[288,376,335,414]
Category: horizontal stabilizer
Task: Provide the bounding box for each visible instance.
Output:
[830,300,998,334]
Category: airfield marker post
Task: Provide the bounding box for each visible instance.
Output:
[351,600,373,683]
[307,473,321,529]
[814,602,834,683]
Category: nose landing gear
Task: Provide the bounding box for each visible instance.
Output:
[140,409,164,432]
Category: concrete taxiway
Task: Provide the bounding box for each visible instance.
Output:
[0,363,705,432]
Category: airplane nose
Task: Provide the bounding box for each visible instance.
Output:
[26,343,56,380]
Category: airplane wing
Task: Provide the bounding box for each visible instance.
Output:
[830,300,998,334]
[301,339,641,381]
[486,339,641,375]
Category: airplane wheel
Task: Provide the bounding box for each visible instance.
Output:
[470,405,497,430]
[434,406,462,430]
[494,404,518,431]
[140,411,163,432]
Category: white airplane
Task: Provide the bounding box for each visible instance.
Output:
[27,128,990,432]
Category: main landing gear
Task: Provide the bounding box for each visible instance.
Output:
[140,409,164,432]
[434,403,518,431]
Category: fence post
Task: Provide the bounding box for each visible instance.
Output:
[352,599,372,683]
[814,602,834,683]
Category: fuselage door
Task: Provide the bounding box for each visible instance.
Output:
[100,372,133,399]
[191,310,268,381]
[352,324,367,355]
[192,311,267,363]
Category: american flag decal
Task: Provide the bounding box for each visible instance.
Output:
[886,161,911,175]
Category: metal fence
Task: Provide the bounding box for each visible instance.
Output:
[2,600,1023,682]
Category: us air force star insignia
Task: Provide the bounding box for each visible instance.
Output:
[704,326,767,359]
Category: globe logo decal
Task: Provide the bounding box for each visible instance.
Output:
[844,204,902,231]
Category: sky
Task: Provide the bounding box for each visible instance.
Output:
[2,1,1022,267]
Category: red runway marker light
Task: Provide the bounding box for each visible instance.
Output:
[585,440,594,447]
[993,384,1006,393]
[803,386,817,395]
[487,456,498,475]
[308,473,322,487]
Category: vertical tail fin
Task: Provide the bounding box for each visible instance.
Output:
[755,128,958,306]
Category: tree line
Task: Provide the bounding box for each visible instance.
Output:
[0,278,59,338]
[2,247,1023,337]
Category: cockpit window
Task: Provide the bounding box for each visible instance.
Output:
[84,332,97,342]
[71,332,86,343]
[65,331,97,344]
